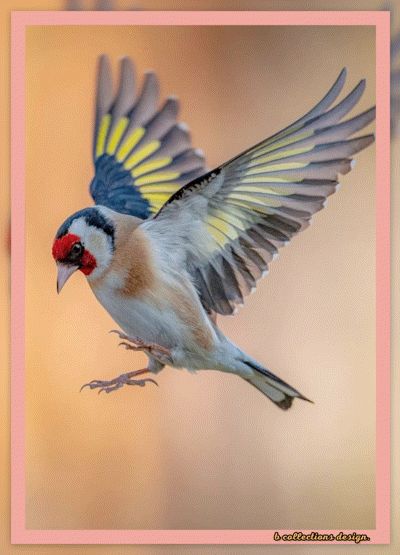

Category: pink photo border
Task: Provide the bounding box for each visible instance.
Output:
[11,10,390,545]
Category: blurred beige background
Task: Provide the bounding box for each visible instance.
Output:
[1,1,398,555]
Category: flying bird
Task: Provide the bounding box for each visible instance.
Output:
[52,56,375,409]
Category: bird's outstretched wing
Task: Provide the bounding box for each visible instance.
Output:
[90,56,206,218]
[143,69,375,316]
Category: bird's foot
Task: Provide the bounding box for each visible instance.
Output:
[80,368,158,395]
[110,329,173,365]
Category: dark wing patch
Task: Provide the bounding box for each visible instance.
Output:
[90,56,206,218]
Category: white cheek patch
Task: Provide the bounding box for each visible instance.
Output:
[69,217,113,278]
[69,217,88,239]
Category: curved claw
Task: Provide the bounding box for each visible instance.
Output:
[80,380,99,392]
[109,329,124,339]
[98,387,113,395]
[144,378,158,387]
[81,379,113,393]
[119,341,138,350]
[98,381,124,394]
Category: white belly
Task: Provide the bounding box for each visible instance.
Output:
[88,275,249,378]
[88,275,223,373]
[91,283,184,348]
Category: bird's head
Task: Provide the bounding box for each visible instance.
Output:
[52,206,115,292]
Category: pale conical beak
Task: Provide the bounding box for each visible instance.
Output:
[57,263,79,294]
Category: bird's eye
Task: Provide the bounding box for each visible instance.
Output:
[70,242,83,258]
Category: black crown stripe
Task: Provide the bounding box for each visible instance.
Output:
[56,207,115,248]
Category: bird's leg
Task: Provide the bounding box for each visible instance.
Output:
[80,330,173,395]
[110,329,173,366]
[80,368,158,395]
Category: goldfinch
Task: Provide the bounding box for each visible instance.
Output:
[52,56,375,409]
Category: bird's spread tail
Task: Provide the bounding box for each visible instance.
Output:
[241,359,313,410]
